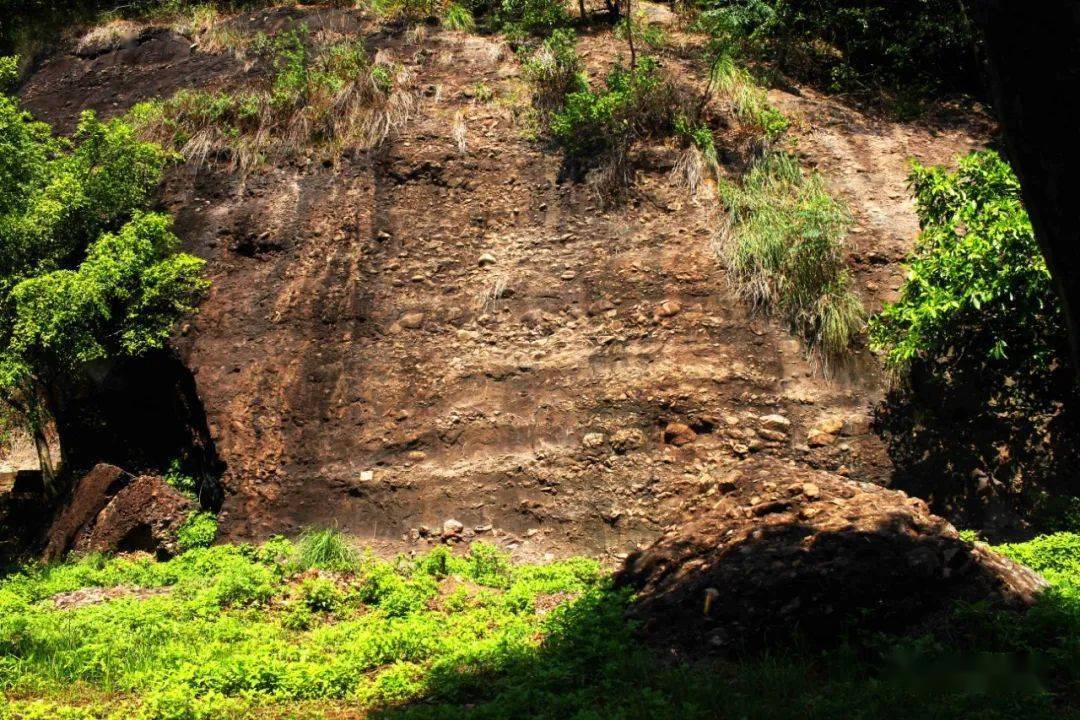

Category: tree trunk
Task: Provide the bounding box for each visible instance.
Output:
[31,424,56,496]
[966,1,1080,377]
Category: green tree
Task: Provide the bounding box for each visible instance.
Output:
[0,57,208,490]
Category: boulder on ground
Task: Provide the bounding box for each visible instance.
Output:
[617,458,1048,652]
[44,464,132,561]
[81,475,195,558]
[45,464,195,560]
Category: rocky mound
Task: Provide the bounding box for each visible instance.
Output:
[617,458,1048,651]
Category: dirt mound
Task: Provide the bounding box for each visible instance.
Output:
[45,464,195,559]
[617,458,1048,651]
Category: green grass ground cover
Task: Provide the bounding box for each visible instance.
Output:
[0,531,1077,719]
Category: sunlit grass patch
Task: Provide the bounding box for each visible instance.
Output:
[0,532,1077,718]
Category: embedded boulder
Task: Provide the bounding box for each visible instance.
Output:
[44,464,132,561]
[617,458,1048,652]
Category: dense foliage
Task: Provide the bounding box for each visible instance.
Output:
[0,532,1075,719]
[870,151,1078,532]
[698,0,979,96]
[871,151,1061,374]
[0,58,207,479]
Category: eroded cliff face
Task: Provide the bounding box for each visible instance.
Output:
[17,3,988,560]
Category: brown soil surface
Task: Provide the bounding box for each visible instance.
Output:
[16,3,992,562]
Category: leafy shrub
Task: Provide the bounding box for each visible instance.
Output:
[293,527,359,572]
[549,57,681,158]
[176,511,218,551]
[720,149,863,364]
[869,151,1078,532]
[871,151,1059,374]
[494,0,568,36]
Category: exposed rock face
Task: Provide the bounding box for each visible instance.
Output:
[17,4,990,560]
[44,464,195,560]
[617,458,1048,651]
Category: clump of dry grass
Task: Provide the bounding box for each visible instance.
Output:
[452,110,468,154]
[130,29,415,174]
[75,18,143,56]
[718,150,864,367]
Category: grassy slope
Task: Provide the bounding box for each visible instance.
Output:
[0,532,1077,720]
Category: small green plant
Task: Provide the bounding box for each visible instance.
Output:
[720,149,864,364]
[294,526,359,572]
[472,81,495,103]
[0,54,17,89]
[615,10,667,50]
[443,1,476,30]
[297,576,343,612]
[164,459,197,498]
[176,511,218,551]
[672,114,720,196]
[700,42,789,144]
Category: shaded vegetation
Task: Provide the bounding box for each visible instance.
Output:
[697,0,980,99]
[870,151,1080,536]
[0,533,1076,718]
